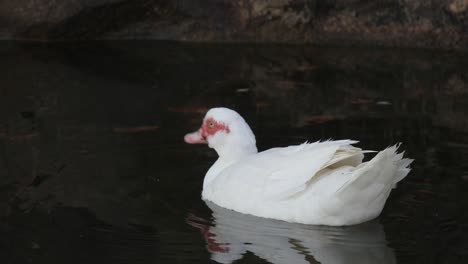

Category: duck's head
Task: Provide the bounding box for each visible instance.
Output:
[184,107,258,160]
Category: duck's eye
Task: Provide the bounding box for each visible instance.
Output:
[208,122,215,128]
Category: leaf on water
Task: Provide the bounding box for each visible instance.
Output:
[305,115,336,124]
[8,133,38,142]
[113,125,159,133]
[296,65,319,71]
[256,101,271,108]
[276,81,297,90]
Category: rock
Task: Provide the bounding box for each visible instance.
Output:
[0,0,467,49]
[448,0,468,14]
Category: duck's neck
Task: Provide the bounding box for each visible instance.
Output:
[208,121,258,162]
[203,134,258,191]
[214,141,258,162]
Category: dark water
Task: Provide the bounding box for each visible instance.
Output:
[0,41,467,264]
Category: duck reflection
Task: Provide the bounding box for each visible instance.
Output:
[187,202,395,264]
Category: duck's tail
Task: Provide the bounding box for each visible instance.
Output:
[388,145,414,187]
[331,144,413,224]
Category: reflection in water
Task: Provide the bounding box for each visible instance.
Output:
[188,202,395,264]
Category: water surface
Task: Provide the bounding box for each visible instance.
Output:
[0,41,467,264]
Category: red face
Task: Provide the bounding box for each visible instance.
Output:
[200,118,230,138]
[184,118,230,144]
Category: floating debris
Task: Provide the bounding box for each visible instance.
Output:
[8,133,38,142]
[236,88,250,93]
[256,101,271,108]
[305,115,336,124]
[113,125,159,133]
[32,242,40,249]
[296,65,319,71]
[376,101,392,105]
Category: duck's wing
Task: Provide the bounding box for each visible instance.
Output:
[232,140,367,200]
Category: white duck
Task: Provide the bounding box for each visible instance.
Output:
[184,107,412,226]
